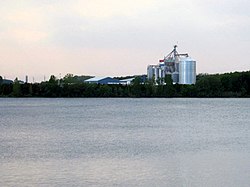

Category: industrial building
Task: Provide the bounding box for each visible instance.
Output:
[84,76,146,85]
[147,45,196,85]
[84,77,121,84]
[119,78,134,85]
[1,79,13,84]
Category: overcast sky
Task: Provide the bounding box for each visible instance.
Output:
[1,0,250,81]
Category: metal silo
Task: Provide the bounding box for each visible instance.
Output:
[171,72,179,84]
[154,67,159,80]
[179,57,196,84]
[147,65,154,79]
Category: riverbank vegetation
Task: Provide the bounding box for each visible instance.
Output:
[0,71,249,98]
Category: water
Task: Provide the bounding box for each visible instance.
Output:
[0,98,249,187]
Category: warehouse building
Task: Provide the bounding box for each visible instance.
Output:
[84,77,121,84]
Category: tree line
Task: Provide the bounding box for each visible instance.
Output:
[0,71,249,98]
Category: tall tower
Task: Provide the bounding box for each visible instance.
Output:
[25,75,28,83]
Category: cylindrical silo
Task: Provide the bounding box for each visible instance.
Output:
[154,67,159,80]
[171,72,179,84]
[179,57,196,84]
[147,65,154,80]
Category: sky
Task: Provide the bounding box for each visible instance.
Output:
[1,0,250,82]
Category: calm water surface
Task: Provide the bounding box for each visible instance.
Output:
[0,98,249,187]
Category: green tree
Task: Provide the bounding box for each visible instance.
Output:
[49,75,57,84]
[145,78,156,97]
[164,75,175,97]
[13,77,21,97]
[131,76,141,97]
[29,84,33,96]
[0,84,12,96]
[100,85,112,97]
[179,85,197,97]
[63,73,77,84]
[0,76,3,84]
[196,75,222,97]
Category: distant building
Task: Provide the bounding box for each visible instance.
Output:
[84,77,121,84]
[147,45,196,85]
[2,79,13,84]
[85,76,146,85]
[119,78,134,85]
[18,80,25,84]
[119,75,146,85]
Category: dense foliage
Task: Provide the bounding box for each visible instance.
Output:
[0,71,249,97]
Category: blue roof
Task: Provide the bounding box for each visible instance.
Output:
[85,77,111,82]
[120,78,134,82]
[84,77,121,84]
[2,79,13,84]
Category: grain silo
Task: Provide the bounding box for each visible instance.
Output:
[171,72,179,84]
[146,45,197,85]
[179,57,196,84]
[147,65,154,80]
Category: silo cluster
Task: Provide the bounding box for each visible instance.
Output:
[147,46,196,85]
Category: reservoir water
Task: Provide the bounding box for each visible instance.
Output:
[0,98,249,187]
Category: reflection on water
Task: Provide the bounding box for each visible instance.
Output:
[0,98,250,187]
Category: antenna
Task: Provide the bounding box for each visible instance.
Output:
[173,45,178,58]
